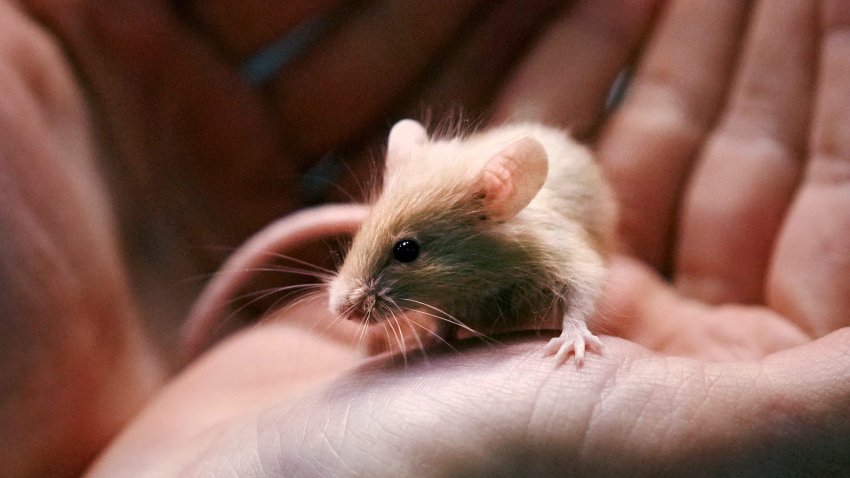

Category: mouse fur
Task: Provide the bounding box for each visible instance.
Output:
[328,119,617,364]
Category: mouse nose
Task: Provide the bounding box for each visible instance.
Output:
[346,308,366,321]
[330,294,366,320]
[342,294,379,323]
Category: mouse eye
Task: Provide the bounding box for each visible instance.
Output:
[392,238,420,263]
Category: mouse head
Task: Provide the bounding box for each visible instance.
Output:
[328,120,548,323]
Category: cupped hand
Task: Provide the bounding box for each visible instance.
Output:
[4,0,849,476]
[19,0,567,332]
[1,0,567,476]
[88,0,850,476]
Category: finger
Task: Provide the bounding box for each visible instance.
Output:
[28,0,304,244]
[183,0,344,59]
[269,0,486,158]
[601,257,808,359]
[597,0,751,270]
[145,330,850,476]
[318,0,566,206]
[88,312,362,476]
[0,2,163,474]
[673,0,817,304]
[403,0,566,124]
[768,0,850,336]
[288,0,564,207]
[492,0,661,137]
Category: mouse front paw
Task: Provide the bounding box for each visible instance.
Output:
[542,319,603,367]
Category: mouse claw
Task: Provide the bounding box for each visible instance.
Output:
[542,320,602,368]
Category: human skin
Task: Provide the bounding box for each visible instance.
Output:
[2,0,849,476]
[1,0,615,475]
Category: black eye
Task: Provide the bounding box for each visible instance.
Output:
[392,238,420,263]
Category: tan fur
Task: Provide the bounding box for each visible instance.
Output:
[328,121,617,354]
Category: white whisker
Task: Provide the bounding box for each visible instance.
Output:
[355,313,370,351]
[216,283,324,331]
[251,266,333,281]
[396,299,482,337]
[258,251,337,275]
[384,311,408,367]
[389,306,429,364]
[404,317,461,355]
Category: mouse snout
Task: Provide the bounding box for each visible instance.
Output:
[328,278,381,322]
[343,293,379,323]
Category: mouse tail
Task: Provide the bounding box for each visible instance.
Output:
[181,203,368,364]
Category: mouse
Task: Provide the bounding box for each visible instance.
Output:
[327,119,618,365]
[181,119,617,365]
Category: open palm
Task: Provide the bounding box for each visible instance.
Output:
[2,0,848,476]
[91,1,850,476]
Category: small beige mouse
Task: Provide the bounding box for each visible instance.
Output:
[328,119,617,365]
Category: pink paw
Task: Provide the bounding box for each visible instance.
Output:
[542,321,603,367]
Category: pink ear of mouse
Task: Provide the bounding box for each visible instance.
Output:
[475,137,548,221]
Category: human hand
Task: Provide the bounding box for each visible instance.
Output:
[86,0,850,476]
[1,0,567,476]
[23,0,568,267]
[0,2,163,476]
[7,0,849,476]
[17,0,581,350]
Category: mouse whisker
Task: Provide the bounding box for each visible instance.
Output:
[380,321,393,358]
[386,301,431,362]
[402,315,461,356]
[383,296,429,351]
[274,288,328,319]
[402,306,472,334]
[333,302,375,353]
[248,283,327,310]
[214,283,325,333]
[228,282,326,305]
[336,155,374,203]
[235,264,330,276]
[396,298,482,337]
[178,262,331,288]
[383,297,413,357]
[257,286,328,325]
[339,301,361,322]
[280,289,356,339]
[257,251,337,275]
[353,309,369,350]
[399,304,500,347]
[384,310,409,367]
[256,266,334,281]
[303,166,362,204]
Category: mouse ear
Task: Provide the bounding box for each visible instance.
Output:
[475,137,548,221]
[385,119,428,176]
